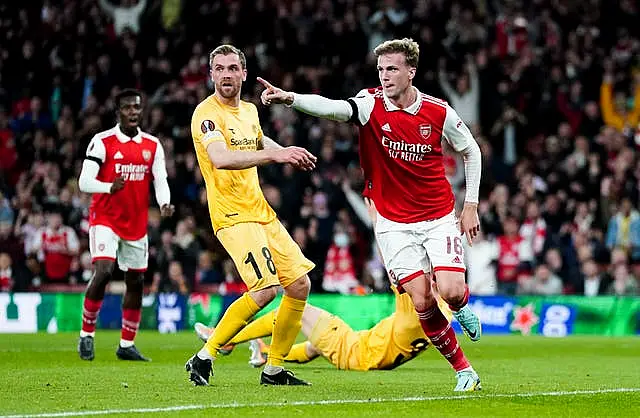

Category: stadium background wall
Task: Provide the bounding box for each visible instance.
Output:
[0,293,639,336]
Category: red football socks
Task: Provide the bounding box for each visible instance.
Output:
[121,308,141,343]
[416,304,471,372]
[81,298,103,335]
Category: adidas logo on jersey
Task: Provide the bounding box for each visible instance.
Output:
[452,256,462,264]
[381,123,392,132]
[114,151,124,160]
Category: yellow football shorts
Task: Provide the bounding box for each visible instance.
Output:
[216,219,315,290]
[308,311,366,371]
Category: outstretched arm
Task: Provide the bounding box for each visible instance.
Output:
[257,77,355,122]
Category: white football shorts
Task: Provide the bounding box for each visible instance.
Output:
[375,210,466,288]
[89,225,148,272]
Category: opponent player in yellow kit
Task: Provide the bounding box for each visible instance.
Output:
[185,44,318,386]
[196,283,451,371]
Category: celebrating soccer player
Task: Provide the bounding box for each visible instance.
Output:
[259,38,483,391]
[77,89,174,361]
[185,44,317,386]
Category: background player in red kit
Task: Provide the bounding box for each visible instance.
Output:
[259,38,483,391]
[77,89,174,361]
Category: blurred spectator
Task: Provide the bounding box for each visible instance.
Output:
[519,263,563,295]
[218,259,247,297]
[607,263,639,296]
[151,259,189,295]
[99,0,148,36]
[195,250,221,287]
[31,206,80,283]
[173,218,201,281]
[464,229,498,296]
[496,215,525,295]
[0,253,13,292]
[0,191,14,224]
[0,220,25,277]
[438,55,480,130]
[599,62,640,133]
[361,246,387,293]
[155,230,185,279]
[323,222,359,294]
[580,259,610,297]
[519,200,547,265]
[605,197,640,261]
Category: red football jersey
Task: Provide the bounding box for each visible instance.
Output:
[85,125,166,241]
[35,226,79,280]
[496,235,523,282]
[349,87,476,223]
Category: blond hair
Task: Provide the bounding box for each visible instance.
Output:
[209,44,247,69]
[373,38,420,68]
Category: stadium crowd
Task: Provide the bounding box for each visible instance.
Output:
[0,0,639,297]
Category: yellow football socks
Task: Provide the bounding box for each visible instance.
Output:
[267,295,306,367]
[284,342,312,363]
[204,293,260,357]
[229,310,276,345]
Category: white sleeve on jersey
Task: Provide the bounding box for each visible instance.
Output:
[86,135,107,162]
[151,141,171,207]
[79,136,112,194]
[289,89,375,125]
[348,89,376,125]
[290,93,354,122]
[78,160,112,194]
[442,104,482,204]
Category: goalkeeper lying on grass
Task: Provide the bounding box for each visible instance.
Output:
[195,280,450,372]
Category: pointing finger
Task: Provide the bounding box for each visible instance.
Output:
[256,77,274,89]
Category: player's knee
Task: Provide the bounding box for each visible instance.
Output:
[410,291,437,313]
[93,261,115,283]
[436,277,466,305]
[124,272,145,289]
[284,275,310,300]
[250,286,278,308]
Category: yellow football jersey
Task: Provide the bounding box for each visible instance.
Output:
[358,288,451,370]
[191,94,277,233]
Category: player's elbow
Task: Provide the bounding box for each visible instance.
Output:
[207,148,231,169]
[78,173,90,193]
[210,155,230,169]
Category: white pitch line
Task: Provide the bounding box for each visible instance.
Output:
[2,387,639,418]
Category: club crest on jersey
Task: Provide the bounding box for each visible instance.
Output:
[142,150,151,162]
[419,124,432,139]
[201,119,215,133]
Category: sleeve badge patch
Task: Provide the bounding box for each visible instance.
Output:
[201,120,216,134]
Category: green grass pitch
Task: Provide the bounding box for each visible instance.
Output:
[0,332,639,417]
